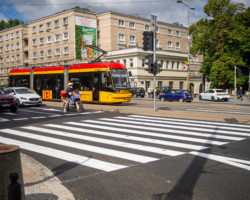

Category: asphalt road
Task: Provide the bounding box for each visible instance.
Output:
[1,105,250,200]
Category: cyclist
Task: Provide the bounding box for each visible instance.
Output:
[64,82,73,113]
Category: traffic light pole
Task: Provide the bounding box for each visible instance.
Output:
[234,65,237,106]
[152,16,157,112]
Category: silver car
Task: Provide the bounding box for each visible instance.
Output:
[199,89,230,101]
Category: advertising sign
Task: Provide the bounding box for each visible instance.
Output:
[75,16,97,60]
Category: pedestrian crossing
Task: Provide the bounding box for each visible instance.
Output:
[0,114,250,172]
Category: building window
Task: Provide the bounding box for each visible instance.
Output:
[177,62,180,69]
[168,41,172,48]
[169,81,173,89]
[16,55,20,61]
[119,33,125,42]
[33,39,37,46]
[47,22,51,29]
[47,50,52,56]
[172,61,174,69]
[63,17,68,25]
[40,51,44,57]
[0,57,3,63]
[142,58,145,67]
[16,31,20,37]
[6,34,9,40]
[39,24,44,31]
[129,35,135,44]
[16,42,20,49]
[118,19,125,27]
[176,30,180,36]
[6,56,10,62]
[0,46,3,52]
[179,82,183,89]
[0,69,3,74]
[145,25,150,31]
[194,55,198,62]
[64,47,69,54]
[7,68,10,73]
[176,42,180,50]
[6,45,9,51]
[161,60,163,68]
[63,32,69,40]
[129,22,135,28]
[40,37,44,45]
[11,44,15,50]
[55,34,60,42]
[156,27,159,33]
[158,81,163,87]
[32,26,36,33]
[123,59,126,67]
[11,32,14,39]
[47,36,52,43]
[167,29,172,35]
[55,20,59,27]
[55,48,60,55]
[33,52,37,58]
[129,59,133,67]
[0,36,2,41]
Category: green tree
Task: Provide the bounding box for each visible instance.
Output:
[0,18,24,31]
[190,0,249,89]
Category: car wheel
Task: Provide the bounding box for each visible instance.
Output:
[211,96,215,101]
[179,98,183,103]
[199,95,202,100]
[17,99,21,107]
[10,107,17,113]
[160,97,165,102]
[141,95,144,98]
[224,99,228,101]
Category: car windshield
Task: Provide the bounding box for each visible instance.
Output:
[15,88,34,94]
[110,68,130,90]
[0,89,6,94]
[216,89,226,93]
[184,90,191,95]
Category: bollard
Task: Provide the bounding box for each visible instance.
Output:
[0,145,25,200]
[8,172,21,200]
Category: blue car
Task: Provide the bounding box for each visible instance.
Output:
[159,89,193,102]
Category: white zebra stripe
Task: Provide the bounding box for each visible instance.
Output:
[0,129,157,163]
[0,136,127,172]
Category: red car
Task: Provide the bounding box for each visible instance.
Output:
[0,88,18,112]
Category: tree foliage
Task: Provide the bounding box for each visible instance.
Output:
[190,0,249,89]
[0,19,24,31]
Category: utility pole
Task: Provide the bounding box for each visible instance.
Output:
[234,66,237,106]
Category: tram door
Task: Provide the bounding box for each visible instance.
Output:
[93,72,99,101]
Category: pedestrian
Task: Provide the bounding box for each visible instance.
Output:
[237,87,243,101]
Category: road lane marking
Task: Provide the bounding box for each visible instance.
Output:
[0,136,126,172]
[100,118,248,139]
[31,116,47,119]
[22,126,184,156]
[129,115,250,129]
[189,152,250,171]
[32,108,61,112]
[46,123,201,152]
[0,129,157,163]
[12,118,29,121]
[115,116,250,134]
[63,122,208,150]
[82,120,232,146]
[0,118,10,122]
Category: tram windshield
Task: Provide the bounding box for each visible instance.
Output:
[110,68,130,90]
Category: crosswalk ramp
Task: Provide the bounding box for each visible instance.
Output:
[0,115,250,172]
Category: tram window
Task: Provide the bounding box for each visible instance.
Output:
[69,77,80,90]
[101,71,113,90]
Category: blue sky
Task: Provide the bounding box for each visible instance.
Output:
[0,0,249,26]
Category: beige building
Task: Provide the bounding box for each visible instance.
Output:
[0,7,207,95]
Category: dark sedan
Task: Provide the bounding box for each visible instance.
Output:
[159,89,193,102]
[0,89,18,112]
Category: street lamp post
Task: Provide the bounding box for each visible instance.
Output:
[177,0,195,91]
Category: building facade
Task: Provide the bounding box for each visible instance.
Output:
[0,7,208,95]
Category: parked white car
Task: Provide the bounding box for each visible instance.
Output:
[5,87,42,106]
[199,89,230,101]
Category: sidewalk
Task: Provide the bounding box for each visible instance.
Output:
[20,99,250,199]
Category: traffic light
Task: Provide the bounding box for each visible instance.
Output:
[155,62,162,74]
[142,31,153,51]
[145,54,153,73]
[236,68,242,77]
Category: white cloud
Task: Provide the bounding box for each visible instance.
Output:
[0,13,8,22]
